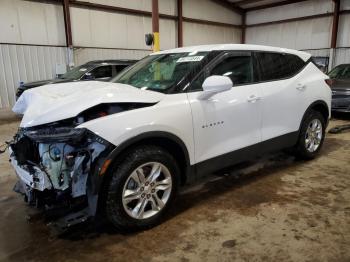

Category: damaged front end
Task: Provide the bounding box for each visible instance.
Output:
[9,123,114,229]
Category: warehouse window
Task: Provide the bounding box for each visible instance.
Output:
[255,52,305,82]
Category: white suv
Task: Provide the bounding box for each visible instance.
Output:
[9,44,331,230]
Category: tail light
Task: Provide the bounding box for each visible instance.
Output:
[325,79,333,88]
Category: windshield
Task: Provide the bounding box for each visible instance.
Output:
[328,65,350,79]
[59,65,90,80]
[112,52,209,92]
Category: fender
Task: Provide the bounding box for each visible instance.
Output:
[298,100,330,134]
[92,131,192,195]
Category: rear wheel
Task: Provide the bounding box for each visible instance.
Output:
[105,145,180,231]
[294,110,326,159]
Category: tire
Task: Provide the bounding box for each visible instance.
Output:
[105,145,180,231]
[294,110,326,160]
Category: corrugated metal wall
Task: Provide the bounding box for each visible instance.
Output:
[183,23,241,46]
[183,0,242,46]
[246,0,333,50]
[70,8,177,51]
[245,0,350,69]
[0,0,66,46]
[0,0,243,109]
[73,47,150,66]
[0,44,68,108]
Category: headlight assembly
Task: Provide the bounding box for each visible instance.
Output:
[24,127,86,143]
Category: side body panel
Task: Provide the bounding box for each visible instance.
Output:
[259,63,331,142]
[187,86,262,164]
[79,93,196,165]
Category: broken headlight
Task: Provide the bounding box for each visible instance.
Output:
[24,127,86,143]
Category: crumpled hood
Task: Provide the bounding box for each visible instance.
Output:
[13,81,165,128]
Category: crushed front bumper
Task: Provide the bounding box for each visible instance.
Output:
[9,147,52,191]
[9,127,115,230]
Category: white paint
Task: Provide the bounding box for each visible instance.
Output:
[14,81,165,127]
[14,45,331,166]
[154,44,311,61]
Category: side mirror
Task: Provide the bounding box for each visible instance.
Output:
[199,75,232,99]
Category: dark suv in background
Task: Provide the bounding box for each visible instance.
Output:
[328,64,350,113]
[16,59,137,99]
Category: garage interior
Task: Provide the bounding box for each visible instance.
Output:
[0,0,350,261]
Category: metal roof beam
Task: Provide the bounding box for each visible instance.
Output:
[246,0,307,11]
[210,0,244,15]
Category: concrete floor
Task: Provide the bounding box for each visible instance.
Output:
[0,116,350,262]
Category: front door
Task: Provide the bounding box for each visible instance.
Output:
[187,51,262,171]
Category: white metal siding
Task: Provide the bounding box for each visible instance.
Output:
[183,0,242,25]
[246,0,333,25]
[0,0,66,46]
[85,0,177,16]
[0,44,67,108]
[70,7,177,50]
[246,17,332,50]
[183,22,241,46]
[338,14,350,47]
[334,48,350,66]
[73,47,150,66]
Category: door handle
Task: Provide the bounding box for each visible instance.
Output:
[296,83,306,91]
[247,95,261,103]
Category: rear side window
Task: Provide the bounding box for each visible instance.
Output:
[90,65,113,79]
[255,52,305,82]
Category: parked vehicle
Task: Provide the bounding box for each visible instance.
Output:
[328,64,350,112]
[8,44,331,231]
[15,60,137,99]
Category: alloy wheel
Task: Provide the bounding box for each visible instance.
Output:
[305,119,323,153]
[122,162,172,219]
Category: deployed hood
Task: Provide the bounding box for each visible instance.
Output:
[13,81,165,128]
[20,78,70,89]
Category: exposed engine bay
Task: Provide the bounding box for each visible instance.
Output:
[5,81,162,230]
[9,124,114,229]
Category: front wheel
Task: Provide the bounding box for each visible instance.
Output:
[105,145,180,231]
[294,110,326,159]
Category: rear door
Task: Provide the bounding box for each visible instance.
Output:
[254,52,306,141]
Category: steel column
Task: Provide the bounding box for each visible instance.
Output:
[241,12,246,44]
[152,0,160,52]
[177,0,183,47]
[331,0,340,49]
[62,0,72,47]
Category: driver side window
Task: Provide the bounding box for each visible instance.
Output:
[191,53,254,91]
